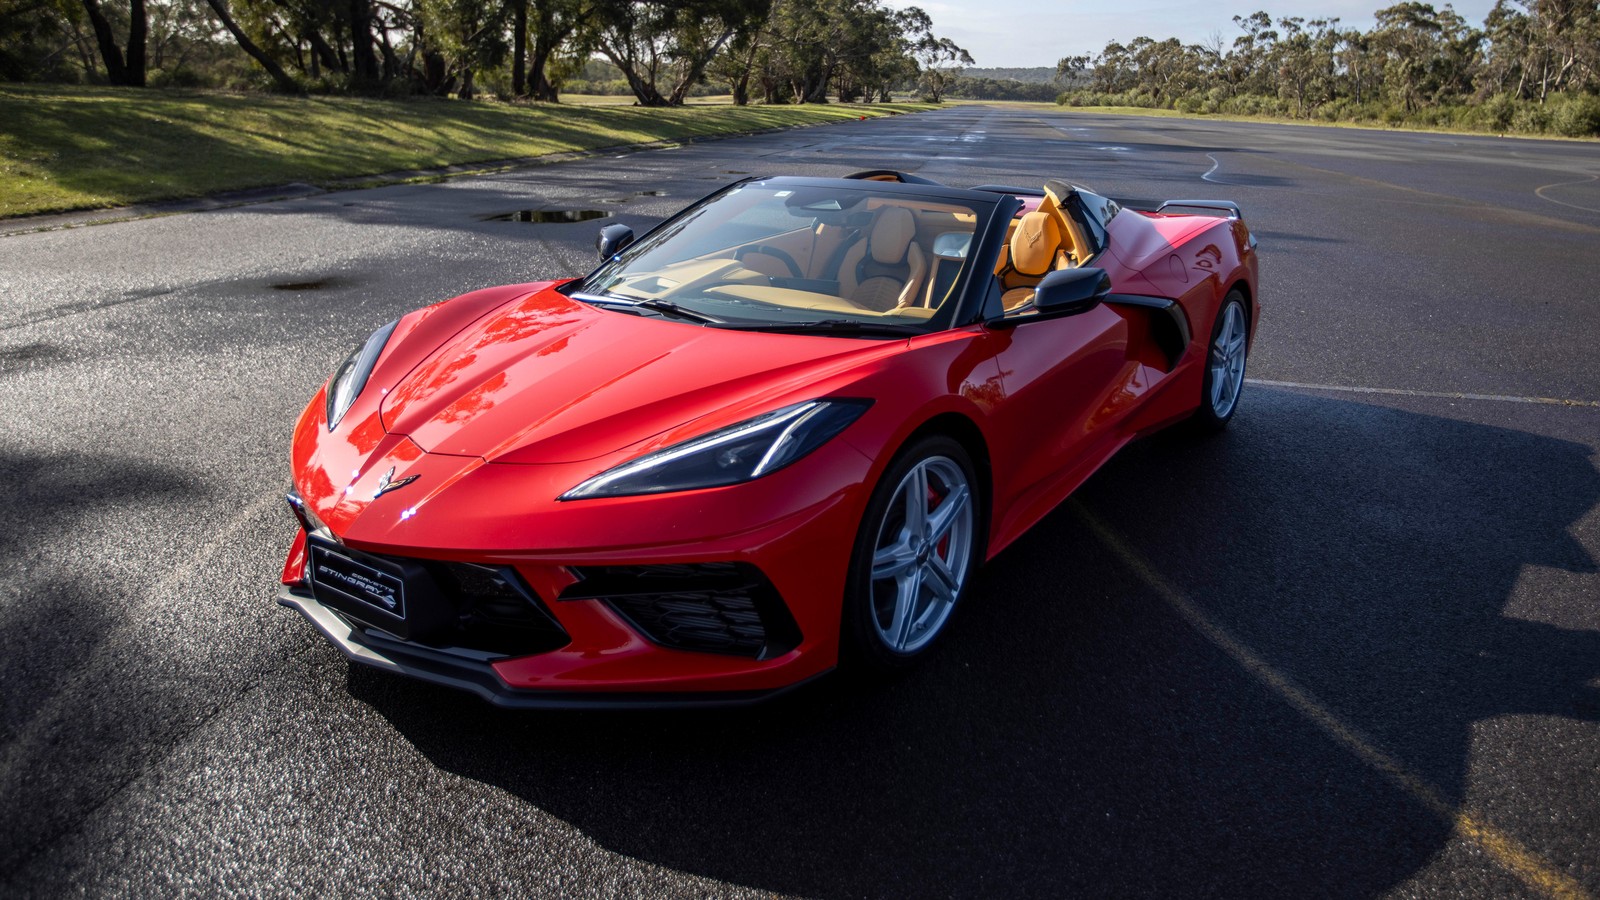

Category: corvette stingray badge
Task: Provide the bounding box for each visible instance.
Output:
[374,466,419,498]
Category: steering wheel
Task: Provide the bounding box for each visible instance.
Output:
[734,244,804,279]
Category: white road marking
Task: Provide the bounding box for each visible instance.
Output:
[1247,378,1600,408]
[1202,153,1226,184]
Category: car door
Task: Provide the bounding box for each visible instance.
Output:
[975,302,1133,548]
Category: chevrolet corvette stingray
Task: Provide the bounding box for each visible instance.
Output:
[278,171,1259,707]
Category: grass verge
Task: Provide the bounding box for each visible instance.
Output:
[0,86,935,219]
[1053,103,1599,140]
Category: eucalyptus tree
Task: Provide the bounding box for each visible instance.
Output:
[579,0,768,105]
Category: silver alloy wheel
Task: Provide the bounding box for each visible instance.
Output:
[868,456,975,654]
[1209,300,1248,419]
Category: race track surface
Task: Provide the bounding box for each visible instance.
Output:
[2,106,1597,898]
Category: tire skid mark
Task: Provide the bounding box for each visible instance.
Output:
[0,288,174,332]
[1247,378,1600,408]
[1534,174,1600,214]
[1075,503,1593,900]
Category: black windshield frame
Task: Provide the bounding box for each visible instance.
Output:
[570,176,1007,336]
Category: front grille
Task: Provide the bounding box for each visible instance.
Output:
[560,563,801,659]
[314,541,569,658]
[419,561,570,657]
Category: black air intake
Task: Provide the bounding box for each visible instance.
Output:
[560,563,802,659]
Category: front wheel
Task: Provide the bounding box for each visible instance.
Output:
[842,436,982,672]
[1194,290,1249,432]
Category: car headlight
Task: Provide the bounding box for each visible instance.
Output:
[560,399,872,500]
[325,320,398,431]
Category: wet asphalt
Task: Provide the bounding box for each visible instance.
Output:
[1,106,1597,898]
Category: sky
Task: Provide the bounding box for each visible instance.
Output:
[885,0,1498,69]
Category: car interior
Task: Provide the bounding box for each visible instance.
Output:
[601,178,1098,324]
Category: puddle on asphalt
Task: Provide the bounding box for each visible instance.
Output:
[271,279,339,291]
[636,190,666,196]
[724,170,749,175]
[482,209,610,223]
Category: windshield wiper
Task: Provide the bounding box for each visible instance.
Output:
[710,318,923,337]
[575,291,722,324]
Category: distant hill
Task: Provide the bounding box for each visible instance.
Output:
[959,67,1057,84]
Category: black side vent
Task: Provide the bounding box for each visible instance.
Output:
[560,563,802,659]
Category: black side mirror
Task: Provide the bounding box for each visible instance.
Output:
[1032,267,1110,316]
[597,223,635,261]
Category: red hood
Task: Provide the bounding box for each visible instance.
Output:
[379,286,904,464]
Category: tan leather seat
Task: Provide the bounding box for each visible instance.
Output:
[837,207,927,311]
[998,211,1076,311]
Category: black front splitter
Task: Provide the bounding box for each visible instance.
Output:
[277,586,825,710]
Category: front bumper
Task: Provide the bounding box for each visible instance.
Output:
[278,584,826,709]
[281,431,877,705]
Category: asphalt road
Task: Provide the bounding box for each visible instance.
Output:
[2,106,1597,898]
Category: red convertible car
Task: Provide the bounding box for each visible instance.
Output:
[279,172,1259,707]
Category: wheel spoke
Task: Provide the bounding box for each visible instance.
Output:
[926,557,959,604]
[926,483,969,544]
[891,569,923,650]
[903,465,928,540]
[872,541,918,580]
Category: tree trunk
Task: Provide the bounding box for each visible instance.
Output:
[125,0,146,85]
[666,25,735,105]
[602,46,669,106]
[79,0,128,84]
[511,0,527,97]
[306,30,340,74]
[203,0,301,92]
[459,66,475,100]
[348,0,379,85]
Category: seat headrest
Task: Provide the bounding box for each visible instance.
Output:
[1010,211,1062,277]
[869,207,916,264]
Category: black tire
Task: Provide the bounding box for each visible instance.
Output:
[1193,289,1250,433]
[841,435,983,672]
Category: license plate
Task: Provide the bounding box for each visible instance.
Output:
[308,538,406,623]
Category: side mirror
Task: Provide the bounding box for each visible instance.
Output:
[1032,267,1110,317]
[596,223,635,261]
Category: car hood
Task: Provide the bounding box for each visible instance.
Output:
[379,285,904,464]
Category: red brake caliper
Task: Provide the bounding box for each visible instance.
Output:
[928,482,949,557]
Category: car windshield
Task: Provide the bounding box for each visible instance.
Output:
[576,182,992,335]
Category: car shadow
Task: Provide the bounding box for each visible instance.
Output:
[350,388,1599,897]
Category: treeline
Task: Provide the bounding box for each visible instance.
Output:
[945,75,1059,102]
[1056,1,1600,136]
[0,0,972,105]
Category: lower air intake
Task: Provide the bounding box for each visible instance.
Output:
[561,563,801,659]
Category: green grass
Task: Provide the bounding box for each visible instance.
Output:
[0,86,935,219]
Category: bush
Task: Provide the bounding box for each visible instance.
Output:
[1551,93,1600,137]
[1513,103,1552,134]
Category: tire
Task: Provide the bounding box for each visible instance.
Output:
[841,435,982,672]
[1193,290,1250,432]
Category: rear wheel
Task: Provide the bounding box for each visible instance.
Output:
[1194,290,1249,431]
[842,436,981,671]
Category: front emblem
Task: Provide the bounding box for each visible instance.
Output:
[374,466,419,499]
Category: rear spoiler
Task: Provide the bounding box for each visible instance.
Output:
[1155,199,1242,219]
[1155,199,1254,249]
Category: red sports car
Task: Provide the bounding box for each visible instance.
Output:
[279,172,1259,707]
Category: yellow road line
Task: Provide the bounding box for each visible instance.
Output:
[1073,503,1592,900]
